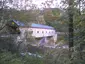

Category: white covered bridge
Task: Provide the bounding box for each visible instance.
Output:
[11,20,57,47]
[20,23,56,38]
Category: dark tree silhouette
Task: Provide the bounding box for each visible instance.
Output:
[68,0,74,58]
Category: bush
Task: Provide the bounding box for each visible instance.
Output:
[0,52,44,64]
[43,47,85,64]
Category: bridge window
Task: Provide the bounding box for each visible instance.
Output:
[46,31,47,33]
[37,31,39,33]
[49,31,50,33]
[42,31,44,33]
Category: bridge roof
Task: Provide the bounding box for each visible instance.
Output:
[12,20,54,29]
[31,23,54,29]
[13,20,25,26]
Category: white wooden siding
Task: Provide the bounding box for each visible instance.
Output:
[19,27,56,38]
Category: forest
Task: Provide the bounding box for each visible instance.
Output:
[0,0,85,64]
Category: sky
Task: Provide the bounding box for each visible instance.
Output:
[7,0,62,10]
[32,0,61,8]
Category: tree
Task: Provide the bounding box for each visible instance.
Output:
[68,0,74,58]
[62,0,85,60]
[0,0,13,31]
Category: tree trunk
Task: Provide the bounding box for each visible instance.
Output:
[68,0,74,58]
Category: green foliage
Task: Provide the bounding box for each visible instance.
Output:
[43,48,85,64]
[0,52,23,64]
[0,52,44,64]
[52,8,61,16]
[46,20,68,32]
[44,48,70,64]
[0,36,18,53]
[22,54,44,64]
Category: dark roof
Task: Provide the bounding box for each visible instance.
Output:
[11,20,54,29]
[31,23,54,29]
[12,20,25,26]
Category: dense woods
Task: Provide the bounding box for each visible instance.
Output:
[0,0,85,64]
